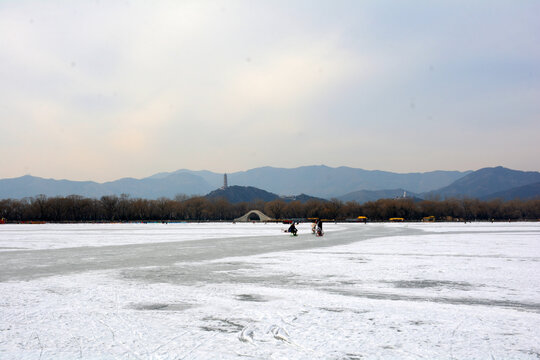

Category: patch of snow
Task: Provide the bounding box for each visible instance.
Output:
[1,222,539,359]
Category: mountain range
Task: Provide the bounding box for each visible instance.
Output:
[0,173,211,200]
[423,167,540,200]
[481,182,540,201]
[155,166,470,198]
[0,166,539,202]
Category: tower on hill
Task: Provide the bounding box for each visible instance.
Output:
[222,173,228,189]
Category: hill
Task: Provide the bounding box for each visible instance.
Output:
[424,167,540,199]
[481,182,540,201]
[337,189,420,204]
[280,193,327,203]
[205,186,278,203]
[205,186,324,204]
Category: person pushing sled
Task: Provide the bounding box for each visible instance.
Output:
[312,219,324,236]
[312,219,324,237]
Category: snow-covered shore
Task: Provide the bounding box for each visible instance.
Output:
[1,222,539,359]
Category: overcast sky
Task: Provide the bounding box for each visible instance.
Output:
[1,1,538,181]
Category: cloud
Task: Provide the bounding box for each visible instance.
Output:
[0,1,539,180]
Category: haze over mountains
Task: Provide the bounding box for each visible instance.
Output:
[423,167,540,200]
[1,166,467,200]
[1,166,539,202]
[155,166,470,197]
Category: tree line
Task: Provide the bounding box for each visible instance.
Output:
[1,194,539,222]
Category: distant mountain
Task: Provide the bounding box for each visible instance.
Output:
[481,182,540,201]
[0,175,102,199]
[100,173,213,199]
[0,173,213,199]
[205,186,324,204]
[337,188,420,204]
[149,169,223,187]
[424,167,540,199]
[161,165,470,198]
[1,165,471,199]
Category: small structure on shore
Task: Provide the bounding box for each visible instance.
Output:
[234,210,273,222]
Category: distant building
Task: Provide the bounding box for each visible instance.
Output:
[221,173,228,189]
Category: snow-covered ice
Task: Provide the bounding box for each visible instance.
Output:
[0,222,345,251]
[1,222,539,359]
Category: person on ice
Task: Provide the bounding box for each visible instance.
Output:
[316,219,323,236]
[288,222,298,236]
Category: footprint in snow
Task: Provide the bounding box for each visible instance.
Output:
[238,327,255,344]
[268,325,291,343]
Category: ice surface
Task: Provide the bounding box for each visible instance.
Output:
[1,222,539,359]
[0,222,346,251]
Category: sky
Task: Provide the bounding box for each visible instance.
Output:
[0,0,539,182]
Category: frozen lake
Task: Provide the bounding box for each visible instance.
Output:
[1,222,539,359]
